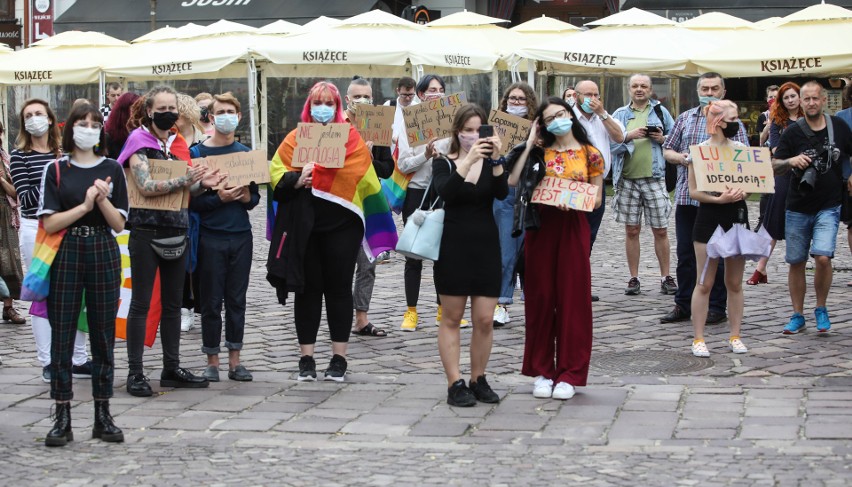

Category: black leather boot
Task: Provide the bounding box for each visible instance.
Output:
[92,400,124,443]
[45,402,73,447]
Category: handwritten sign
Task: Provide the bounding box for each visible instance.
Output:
[531,176,599,212]
[192,150,269,189]
[488,110,532,157]
[402,92,467,147]
[293,123,349,168]
[689,145,775,193]
[125,159,189,212]
[352,105,395,147]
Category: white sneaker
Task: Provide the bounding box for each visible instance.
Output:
[552,382,575,400]
[180,308,194,332]
[493,305,510,327]
[532,376,553,398]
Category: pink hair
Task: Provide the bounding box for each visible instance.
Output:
[299,81,346,123]
[703,99,737,135]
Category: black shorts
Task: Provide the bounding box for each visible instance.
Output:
[693,201,748,244]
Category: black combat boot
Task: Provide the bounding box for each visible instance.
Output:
[45,402,73,447]
[92,400,124,443]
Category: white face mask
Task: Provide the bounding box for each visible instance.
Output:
[73,126,101,151]
[506,105,528,117]
[565,97,576,108]
[214,114,239,134]
[25,116,50,137]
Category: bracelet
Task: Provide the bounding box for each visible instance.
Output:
[488,156,506,167]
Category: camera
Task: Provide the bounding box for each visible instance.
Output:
[796,148,825,193]
[799,166,818,192]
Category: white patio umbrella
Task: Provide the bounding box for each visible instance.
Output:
[508,16,582,85]
[258,20,301,35]
[0,43,13,53]
[679,12,756,30]
[692,3,852,77]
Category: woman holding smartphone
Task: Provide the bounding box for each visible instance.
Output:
[431,104,507,407]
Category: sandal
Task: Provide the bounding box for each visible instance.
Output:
[355,323,387,337]
[746,270,767,285]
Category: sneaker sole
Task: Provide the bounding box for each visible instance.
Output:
[730,348,748,354]
[400,327,417,332]
[446,398,476,407]
[782,328,805,335]
[42,377,51,383]
[817,328,831,333]
[297,375,317,382]
[692,351,710,357]
[625,289,640,296]
[323,375,345,382]
[552,392,575,400]
[533,390,552,399]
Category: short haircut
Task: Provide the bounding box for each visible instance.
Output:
[800,80,826,97]
[212,92,241,113]
[697,72,725,91]
[628,74,652,86]
[397,77,415,90]
[107,82,122,91]
[61,103,106,156]
[195,92,213,104]
[765,84,779,95]
[347,76,371,95]
[416,74,445,96]
[176,93,201,129]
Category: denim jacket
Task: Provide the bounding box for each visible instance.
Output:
[610,100,675,188]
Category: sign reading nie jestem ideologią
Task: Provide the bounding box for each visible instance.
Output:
[293,123,349,168]
[531,176,599,212]
[689,145,775,193]
[192,150,270,189]
[125,159,190,212]
[352,105,395,147]
[402,92,467,148]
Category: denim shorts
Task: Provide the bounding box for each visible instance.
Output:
[785,206,841,264]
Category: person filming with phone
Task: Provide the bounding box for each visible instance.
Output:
[611,74,677,297]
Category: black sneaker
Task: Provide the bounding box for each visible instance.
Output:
[71,360,93,379]
[447,379,476,407]
[469,375,500,404]
[160,368,209,388]
[660,276,678,295]
[625,277,641,295]
[324,354,347,382]
[42,366,51,383]
[127,373,153,397]
[297,355,317,382]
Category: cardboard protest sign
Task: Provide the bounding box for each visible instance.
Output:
[125,159,189,212]
[293,123,349,168]
[531,176,599,212]
[689,145,774,193]
[192,150,269,189]
[488,110,532,157]
[402,92,467,147]
[352,104,395,147]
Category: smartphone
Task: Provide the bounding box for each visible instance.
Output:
[646,125,661,134]
[478,125,494,156]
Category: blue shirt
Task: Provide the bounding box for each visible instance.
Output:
[188,141,260,234]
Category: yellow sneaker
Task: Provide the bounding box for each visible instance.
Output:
[435,306,470,327]
[400,309,418,332]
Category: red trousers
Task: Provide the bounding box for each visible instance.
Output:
[521,206,593,386]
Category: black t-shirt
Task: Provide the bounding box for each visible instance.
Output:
[38,156,130,227]
[775,116,852,214]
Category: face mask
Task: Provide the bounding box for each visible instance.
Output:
[151,111,178,131]
[721,121,740,138]
[200,107,210,124]
[25,116,50,137]
[73,126,101,151]
[565,97,576,108]
[424,92,443,101]
[347,97,373,112]
[547,117,573,136]
[699,96,720,107]
[310,105,335,124]
[214,114,239,134]
[506,105,528,117]
[458,133,478,153]
[579,97,594,114]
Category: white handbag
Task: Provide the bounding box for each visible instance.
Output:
[395,165,446,262]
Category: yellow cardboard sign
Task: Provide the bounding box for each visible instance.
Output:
[488,110,532,157]
[689,145,775,193]
[192,149,269,189]
[531,176,598,212]
[293,123,348,168]
[352,105,395,147]
[402,92,467,147]
[125,159,189,211]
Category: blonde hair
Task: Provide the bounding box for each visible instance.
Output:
[195,92,213,104]
[177,93,203,133]
[212,92,241,113]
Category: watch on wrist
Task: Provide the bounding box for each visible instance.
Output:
[600,112,609,121]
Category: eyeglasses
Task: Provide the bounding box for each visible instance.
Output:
[543,109,569,126]
[74,122,102,130]
[508,96,527,103]
[398,93,415,99]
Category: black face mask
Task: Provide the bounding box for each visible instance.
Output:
[200,107,210,124]
[721,121,739,138]
[152,111,179,131]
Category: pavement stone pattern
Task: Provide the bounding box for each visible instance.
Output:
[2,196,852,485]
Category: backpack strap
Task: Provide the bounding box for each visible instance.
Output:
[796,115,834,152]
[652,103,668,135]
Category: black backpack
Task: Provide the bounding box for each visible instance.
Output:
[654,104,677,193]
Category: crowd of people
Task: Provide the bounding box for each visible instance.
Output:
[1,71,850,446]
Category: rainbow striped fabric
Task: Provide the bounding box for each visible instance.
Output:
[380,145,413,214]
[21,222,66,302]
[270,125,398,257]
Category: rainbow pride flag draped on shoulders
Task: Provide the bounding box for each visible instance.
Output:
[270,125,397,257]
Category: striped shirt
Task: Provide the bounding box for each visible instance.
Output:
[9,149,57,219]
[663,106,749,206]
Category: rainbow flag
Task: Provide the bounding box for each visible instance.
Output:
[270,125,398,257]
[380,144,412,214]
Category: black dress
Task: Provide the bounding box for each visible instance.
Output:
[432,156,508,297]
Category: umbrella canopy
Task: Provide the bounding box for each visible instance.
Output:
[0,43,13,53]
[254,9,500,77]
[300,16,343,31]
[132,26,179,43]
[425,10,517,70]
[0,45,128,84]
[258,19,301,35]
[425,10,507,27]
[692,3,852,77]
[31,30,130,48]
[585,8,677,27]
[679,12,756,30]
[510,15,582,33]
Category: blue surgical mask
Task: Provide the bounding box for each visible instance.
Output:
[547,117,573,136]
[213,114,238,134]
[580,97,594,114]
[699,96,720,107]
[310,105,335,123]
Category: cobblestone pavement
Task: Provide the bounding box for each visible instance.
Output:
[2,196,852,486]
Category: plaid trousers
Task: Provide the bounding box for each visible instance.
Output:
[47,233,121,401]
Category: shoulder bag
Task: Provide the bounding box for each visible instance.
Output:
[394,160,450,262]
[21,161,65,302]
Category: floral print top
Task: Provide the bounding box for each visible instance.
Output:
[543,145,604,182]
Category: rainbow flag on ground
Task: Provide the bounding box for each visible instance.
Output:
[270,125,398,257]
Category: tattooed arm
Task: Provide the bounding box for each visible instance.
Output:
[129,151,201,196]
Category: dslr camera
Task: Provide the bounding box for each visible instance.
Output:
[796,146,840,192]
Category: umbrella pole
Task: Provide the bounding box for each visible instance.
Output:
[260,68,268,157]
[491,67,499,112]
[247,58,257,150]
[98,72,105,117]
[526,58,535,91]
[0,86,6,147]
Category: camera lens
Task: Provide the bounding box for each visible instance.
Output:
[799,166,818,192]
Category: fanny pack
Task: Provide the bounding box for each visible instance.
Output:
[149,235,187,260]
